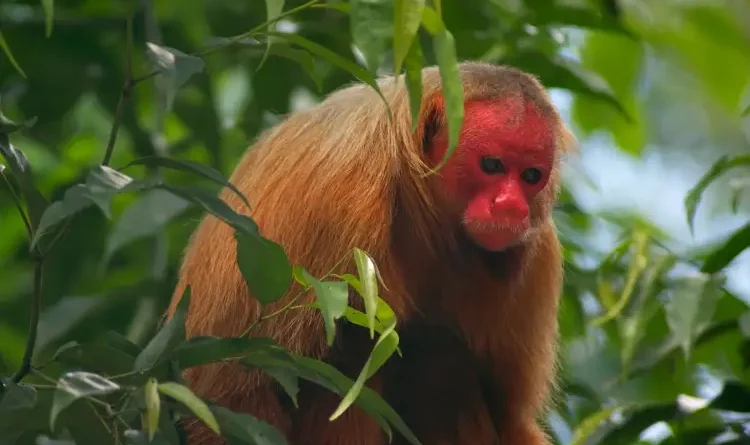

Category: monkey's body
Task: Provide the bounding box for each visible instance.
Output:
[169,62,573,445]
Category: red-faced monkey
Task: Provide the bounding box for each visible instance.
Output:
[168,61,575,445]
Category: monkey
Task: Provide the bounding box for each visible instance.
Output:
[166,61,575,445]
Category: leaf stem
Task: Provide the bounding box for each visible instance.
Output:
[11,257,43,383]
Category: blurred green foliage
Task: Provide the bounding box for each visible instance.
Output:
[1,0,750,444]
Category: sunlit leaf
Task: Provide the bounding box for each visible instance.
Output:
[258,0,285,71]
[685,154,750,234]
[330,319,399,420]
[570,405,618,445]
[700,221,750,274]
[425,11,464,172]
[134,287,190,371]
[104,188,190,265]
[158,382,220,434]
[42,0,55,37]
[50,371,121,429]
[123,155,251,208]
[352,248,379,338]
[211,405,287,445]
[350,0,393,73]
[235,231,293,305]
[144,378,161,441]
[145,42,206,114]
[0,33,26,78]
[404,38,425,131]
[302,270,349,345]
[393,0,425,75]
[665,274,724,360]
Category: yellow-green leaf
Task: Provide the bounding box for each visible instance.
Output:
[393,0,425,74]
[158,382,220,435]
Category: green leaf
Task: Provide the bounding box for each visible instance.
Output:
[0,33,26,78]
[527,4,634,37]
[404,39,425,131]
[430,26,464,172]
[104,188,190,265]
[742,104,750,116]
[665,274,725,360]
[211,405,288,445]
[145,42,206,114]
[158,382,220,434]
[31,166,141,249]
[134,287,191,371]
[302,271,349,345]
[570,405,618,445]
[330,318,399,420]
[264,31,388,110]
[729,177,750,214]
[144,378,161,441]
[393,0,425,75]
[0,380,37,412]
[261,45,323,92]
[506,51,630,122]
[701,221,750,274]
[123,155,251,208]
[123,429,172,445]
[708,380,750,412]
[235,231,293,305]
[685,154,750,234]
[42,0,54,37]
[0,130,48,232]
[352,248,379,338]
[170,336,286,368]
[258,0,285,71]
[350,0,393,73]
[50,371,121,430]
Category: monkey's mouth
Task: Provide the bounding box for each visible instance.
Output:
[463,219,533,252]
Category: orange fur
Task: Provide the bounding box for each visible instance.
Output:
[167,62,575,445]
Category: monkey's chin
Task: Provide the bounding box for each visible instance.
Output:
[467,229,526,252]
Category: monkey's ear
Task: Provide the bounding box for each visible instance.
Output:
[420,94,445,152]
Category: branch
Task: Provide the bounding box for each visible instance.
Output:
[11,257,43,382]
[0,166,32,238]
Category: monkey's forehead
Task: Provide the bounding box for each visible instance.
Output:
[458,100,556,152]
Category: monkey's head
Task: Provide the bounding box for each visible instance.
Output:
[425,96,559,253]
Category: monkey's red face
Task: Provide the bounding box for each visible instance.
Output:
[428,99,555,252]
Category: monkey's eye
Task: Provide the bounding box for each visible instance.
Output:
[480,156,505,174]
[520,168,543,185]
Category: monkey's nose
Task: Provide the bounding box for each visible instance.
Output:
[491,196,529,221]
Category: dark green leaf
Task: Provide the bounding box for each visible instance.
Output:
[134,287,191,371]
[211,405,288,445]
[145,42,206,114]
[158,382,220,434]
[170,336,285,368]
[302,271,349,345]
[701,221,750,273]
[708,380,750,412]
[261,45,323,92]
[50,371,121,429]
[0,380,37,412]
[104,188,190,264]
[264,31,388,109]
[159,184,257,234]
[350,0,393,73]
[0,32,26,78]
[124,155,250,208]
[235,231,293,305]
[393,0,425,74]
[123,429,173,445]
[685,155,750,234]
[36,296,109,353]
[528,4,634,38]
[262,366,300,409]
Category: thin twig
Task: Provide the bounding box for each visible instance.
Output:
[11,258,43,383]
[102,13,135,166]
[0,167,32,238]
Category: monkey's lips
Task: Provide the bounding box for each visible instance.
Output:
[464,220,530,252]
